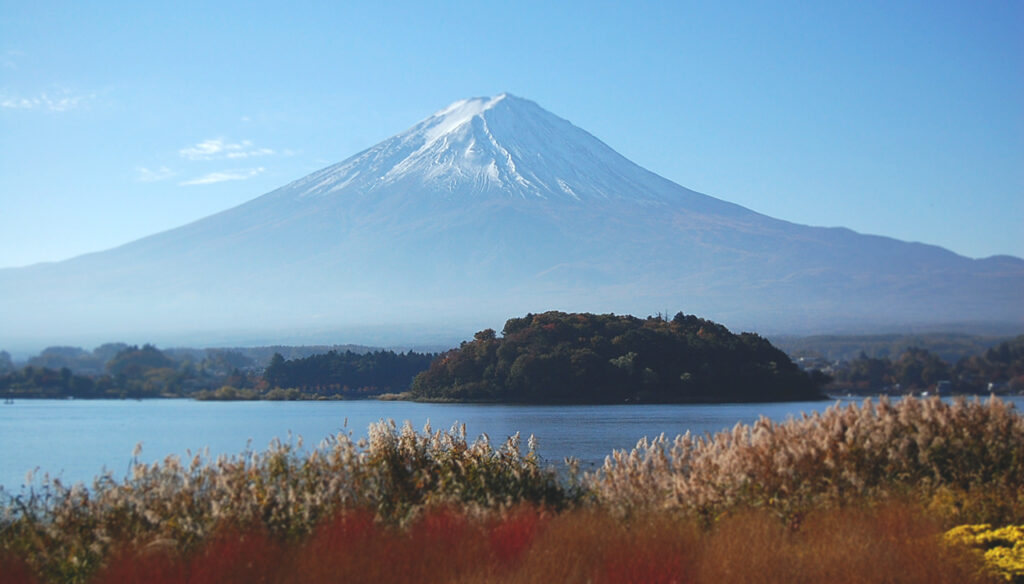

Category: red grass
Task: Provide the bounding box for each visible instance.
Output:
[185,528,283,584]
[89,544,183,584]
[695,504,993,584]
[290,510,388,583]
[90,528,284,584]
[486,506,546,565]
[0,551,38,584]
[291,506,487,583]
[302,509,380,557]
[79,503,994,584]
[402,507,482,580]
[591,515,697,584]
[599,546,691,584]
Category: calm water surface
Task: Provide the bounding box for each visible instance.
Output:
[3,396,1022,492]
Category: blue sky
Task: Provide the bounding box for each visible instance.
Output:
[1,1,1021,268]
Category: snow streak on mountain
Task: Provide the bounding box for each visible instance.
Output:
[1,94,1021,351]
[289,94,711,205]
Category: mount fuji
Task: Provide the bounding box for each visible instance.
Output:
[2,94,1022,351]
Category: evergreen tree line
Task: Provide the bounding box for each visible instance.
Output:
[0,345,190,399]
[0,344,272,399]
[829,335,1024,393]
[0,344,436,400]
[4,329,1019,401]
[262,350,437,396]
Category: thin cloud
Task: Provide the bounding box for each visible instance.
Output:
[179,138,275,161]
[0,89,95,112]
[180,167,265,186]
[1,50,24,70]
[226,147,274,159]
[179,139,232,160]
[136,166,177,183]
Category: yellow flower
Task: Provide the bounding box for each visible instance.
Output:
[982,544,1024,581]
[946,523,1024,581]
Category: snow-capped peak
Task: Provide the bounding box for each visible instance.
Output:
[421,93,509,143]
[281,93,711,208]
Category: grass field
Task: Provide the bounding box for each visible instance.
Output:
[2,396,1021,583]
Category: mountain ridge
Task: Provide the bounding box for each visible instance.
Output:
[1,94,1021,352]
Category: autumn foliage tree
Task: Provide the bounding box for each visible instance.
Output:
[410,311,824,403]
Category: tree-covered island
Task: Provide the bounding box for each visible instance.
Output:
[6,316,1016,402]
[409,311,827,403]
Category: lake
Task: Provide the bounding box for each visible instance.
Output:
[3,396,1022,493]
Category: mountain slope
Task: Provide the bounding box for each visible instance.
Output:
[2,94,1021,350]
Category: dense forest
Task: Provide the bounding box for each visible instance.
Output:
[0,344,254,399]
[828,335,1024,394]
[0,344,434,400]
[260,350,436,397]
[2,329,1020,401]
[410,311,826,403]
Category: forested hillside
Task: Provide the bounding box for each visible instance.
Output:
[411,311,826,403]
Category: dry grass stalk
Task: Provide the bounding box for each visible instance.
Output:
[2,396,1020,583]
[1,420,572,583]
[593,396,1024,524]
